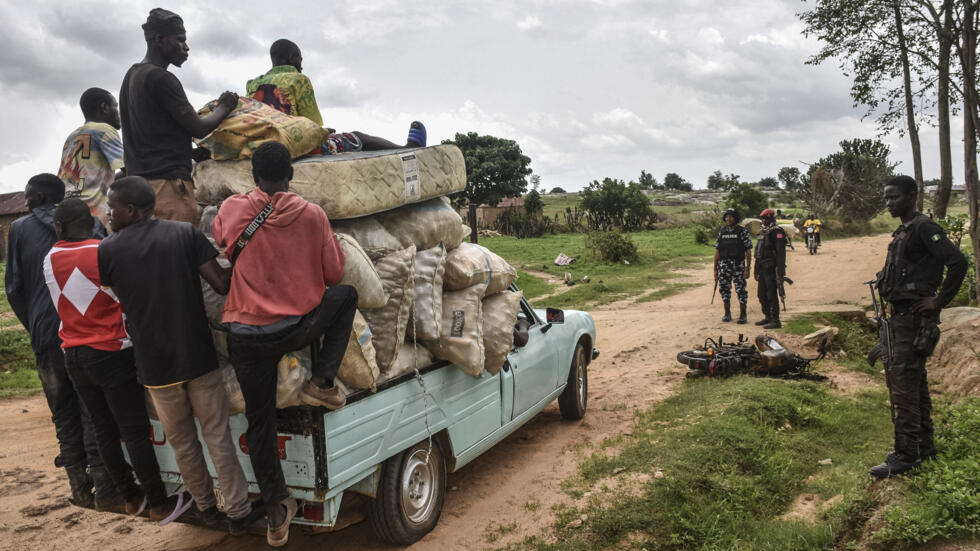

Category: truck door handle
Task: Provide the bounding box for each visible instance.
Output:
[541,323,553,334]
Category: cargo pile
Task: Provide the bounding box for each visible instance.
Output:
[197,152,523,413]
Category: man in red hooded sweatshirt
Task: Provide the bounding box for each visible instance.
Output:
[212,141,357,547]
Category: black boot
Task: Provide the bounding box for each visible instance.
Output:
[763,317,782,329]
[755,317,770,326]
[737,303,747,324]
[65,464,94,508]
[89,465,124,511]
[870,452,921,478]
[722,301,732,322]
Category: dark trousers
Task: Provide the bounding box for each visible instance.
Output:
[227,285,357,508]
[886,310,937,457]
[756,263,780,320]
[64,346,168,507]
[35,344,100,469]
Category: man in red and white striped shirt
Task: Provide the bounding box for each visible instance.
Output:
[44,198,183,522]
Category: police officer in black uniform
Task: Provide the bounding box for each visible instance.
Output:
[753,208,787,329]
[870,175,966,478]
[714,208,753,323]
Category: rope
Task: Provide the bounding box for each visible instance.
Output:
[410,293,434,466]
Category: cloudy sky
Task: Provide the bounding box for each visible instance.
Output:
[0,0,965,194]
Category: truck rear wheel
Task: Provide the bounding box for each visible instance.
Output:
[368,439,446,545]
[558,342,588,420]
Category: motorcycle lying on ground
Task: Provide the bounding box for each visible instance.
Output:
[677,334,828,381]
[806,225,818,255]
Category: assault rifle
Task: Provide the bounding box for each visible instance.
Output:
[778,276,794,311]
[711,278,717,304]
[865,279,892,367]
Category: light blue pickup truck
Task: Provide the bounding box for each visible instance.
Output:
[147,290,597,544]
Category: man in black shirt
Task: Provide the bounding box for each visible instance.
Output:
[713,208,752,324]
[753,208,787,329]
[120,8,237,226]
[98,176,259,531]
[4,174,114,508]
[870,175,966,478]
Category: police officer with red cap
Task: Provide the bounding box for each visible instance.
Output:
[753,208,787,329]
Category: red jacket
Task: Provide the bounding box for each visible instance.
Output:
[213,188,345,325]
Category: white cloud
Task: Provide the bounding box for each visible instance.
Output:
[517,15,542,30]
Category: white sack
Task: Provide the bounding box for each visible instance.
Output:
[336,233,389,308]
[385,345,435,380]
[443,242,517,296]
[407,244,446,341]
[378,196,464,251]
[337,310,380,390]
[277,351,312,408]
[202,237,231,327]
[362,246,416,373]
[427,282,487,377]
[482,290,523,375]
[332,217,403,260]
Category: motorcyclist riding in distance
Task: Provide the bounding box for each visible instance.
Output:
[803,212,822,247]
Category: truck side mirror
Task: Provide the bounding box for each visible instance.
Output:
[546,308,565,324]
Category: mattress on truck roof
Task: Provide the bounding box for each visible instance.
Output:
[193,144,466,220]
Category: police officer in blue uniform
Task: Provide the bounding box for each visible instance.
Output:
[714,208,753,323]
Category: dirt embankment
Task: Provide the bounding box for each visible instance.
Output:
[0,234,895,551]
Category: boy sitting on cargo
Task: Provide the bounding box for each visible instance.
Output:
[98,177,260,533]
[246,39,426,154]
[212,142,358,547]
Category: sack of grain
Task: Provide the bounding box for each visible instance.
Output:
[332,217,403,260]
[362,246,416,373]
[377,196,464,251]
[407,244,446,341]
[443,242,517,296]
[385,344,435,380]
[482,290,523,375]
[336,310,379,390]
[426,282,487,377]
[336,233,388,308]
[276,350,312,408]
[196,96,329,160]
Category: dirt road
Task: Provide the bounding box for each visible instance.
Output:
[0,234,890,551]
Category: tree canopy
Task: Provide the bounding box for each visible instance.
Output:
[803,138,896,221]
[580,177,655,231]
[663,172,693,191]
[443,132,532,208]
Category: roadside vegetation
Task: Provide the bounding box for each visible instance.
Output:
[483,227,713,311]
[0,262,41,396]
[496,311,979,551]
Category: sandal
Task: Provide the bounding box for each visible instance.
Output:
[407,121,426,147]
[151,490,195,525]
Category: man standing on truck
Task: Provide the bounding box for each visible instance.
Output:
[714,207,752,324]
[870,175,966,478]
[120,8,239,225]
[246,38,426,153]
[4,174,117,508]
[753,208,787,329]
[212,142,357,547]
[44,198,182,521]
[98,176,260,532]
[58,88,125,227]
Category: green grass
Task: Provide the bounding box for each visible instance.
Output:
[480,228,713,310]
[0,262,41,397]
[509,377,894,551]
[782,311,880,376]
[514,270,554,301]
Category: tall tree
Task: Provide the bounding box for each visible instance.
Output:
[778,166,803,192]
[443,132,532,244]
[893,0,926,209]
[956,0,980,300]
[663,172,693,191]
[638,170,660,190]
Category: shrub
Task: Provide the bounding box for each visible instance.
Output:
[494,210,553,238]
[586,231,639,263]
[726,183,768,217]
[580,178,656,231]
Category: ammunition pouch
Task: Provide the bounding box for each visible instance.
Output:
[912,319,941,356]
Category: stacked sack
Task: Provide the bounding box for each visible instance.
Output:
[199,194,525,412]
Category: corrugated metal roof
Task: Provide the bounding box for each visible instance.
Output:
[0,191,27,216]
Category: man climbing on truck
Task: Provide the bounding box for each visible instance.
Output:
[212,141,358,547]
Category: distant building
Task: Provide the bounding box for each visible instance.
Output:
[461,196,526,229]
[925,184,967,196]
[0,191,28,261]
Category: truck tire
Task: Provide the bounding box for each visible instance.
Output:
[558,342,588,420]
[367,439,446,545]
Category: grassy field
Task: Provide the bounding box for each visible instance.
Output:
[0,262,41,397]
[480,227,714,310]
[502,312,980,551]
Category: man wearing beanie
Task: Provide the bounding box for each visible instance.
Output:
[119,8,238,226]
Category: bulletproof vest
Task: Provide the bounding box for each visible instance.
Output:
[878,215,944,301]
[755,225,783,262]
[716,226,746,259]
